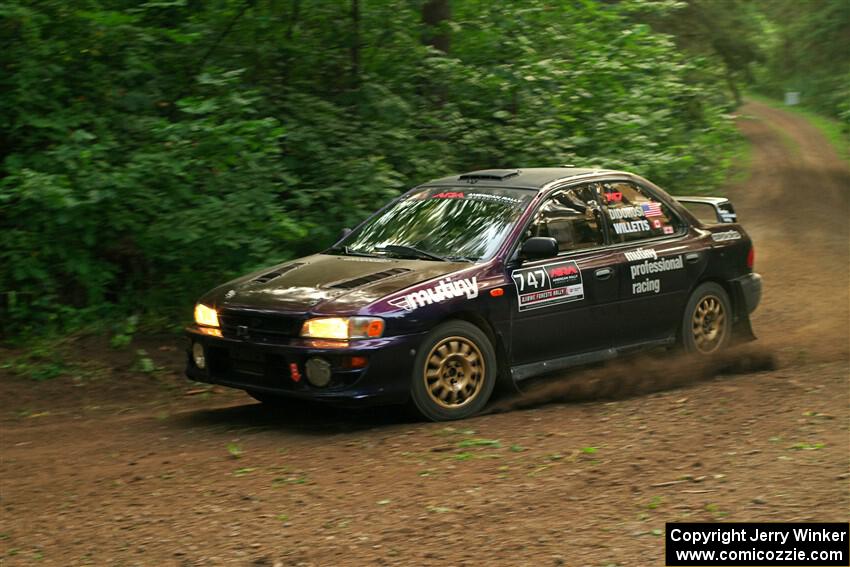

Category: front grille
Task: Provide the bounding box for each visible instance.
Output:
[205,345,359,391]
[219,310,303,342]
[207,346,294,389]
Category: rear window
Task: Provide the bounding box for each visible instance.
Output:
[682,202,721,224]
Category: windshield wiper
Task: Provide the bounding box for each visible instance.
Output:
[379,244,449,262]
[328,245,381,258]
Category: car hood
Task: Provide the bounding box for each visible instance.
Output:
[205,254,473,314]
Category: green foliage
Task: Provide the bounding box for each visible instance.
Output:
[753,0,850,127]
[226,442,242,459]
[631,0,767,106]
[109,314,138,348]
[1,0,738,337]
[1,343,67,381]
[133,349,157,373]
[457,438,501,448]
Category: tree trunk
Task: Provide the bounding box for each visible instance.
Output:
[350,0,360,90]
[724,67,742,108]
[422,0,451,54]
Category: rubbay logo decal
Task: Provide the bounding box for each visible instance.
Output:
[388,276,478,311]
[712,230,742,242]
[624,248,658,262]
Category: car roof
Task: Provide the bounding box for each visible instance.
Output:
[421,167,623,191]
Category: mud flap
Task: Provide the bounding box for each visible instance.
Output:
[729,277,759,344]
[732,314,757,344]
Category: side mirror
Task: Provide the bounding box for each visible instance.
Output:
[521,237,558,260]
[337,227,352,242]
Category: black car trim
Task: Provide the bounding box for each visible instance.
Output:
[510,336,676,382]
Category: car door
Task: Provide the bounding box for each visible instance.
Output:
[508,183,619,365]
[599,180,695,345]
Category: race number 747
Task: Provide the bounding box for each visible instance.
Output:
[512,268,548,292]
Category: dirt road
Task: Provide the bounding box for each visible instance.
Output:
[2,101,848,566]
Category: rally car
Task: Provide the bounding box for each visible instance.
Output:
[186,168,761,421]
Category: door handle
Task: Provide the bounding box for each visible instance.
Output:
[685,252,701,264]
[594,267,614,280]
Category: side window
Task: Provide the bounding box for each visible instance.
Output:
[601,181,683,243]
[527,184,604,253]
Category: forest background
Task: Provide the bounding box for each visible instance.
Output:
[1,0,847,338]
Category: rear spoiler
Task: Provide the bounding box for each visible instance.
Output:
[675,196,737,224]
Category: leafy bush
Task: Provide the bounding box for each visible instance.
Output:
[0,0,738,338]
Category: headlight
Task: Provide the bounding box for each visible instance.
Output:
[194,303,219,327]
[300,317,384,340]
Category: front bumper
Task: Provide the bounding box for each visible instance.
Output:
[185,327,426,406]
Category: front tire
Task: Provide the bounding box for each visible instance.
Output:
[681,282,732,355]
[409,321,497,421]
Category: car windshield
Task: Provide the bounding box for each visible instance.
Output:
[333,186,536,262]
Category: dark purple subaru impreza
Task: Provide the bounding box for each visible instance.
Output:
[186,168,761,420]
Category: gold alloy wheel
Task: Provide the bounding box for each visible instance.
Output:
[423,336,486,409]
[691,294,727,354]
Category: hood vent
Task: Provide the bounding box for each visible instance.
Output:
[328,268,411,290]
[251,263,303,284]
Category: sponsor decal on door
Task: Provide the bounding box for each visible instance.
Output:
[626,254,684,295]
[511,261,584,312]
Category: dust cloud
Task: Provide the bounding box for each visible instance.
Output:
[489,345,779,412]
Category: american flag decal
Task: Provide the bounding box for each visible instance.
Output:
[641,202,663,217]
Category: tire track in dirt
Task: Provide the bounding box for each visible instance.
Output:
[730,101,849,362]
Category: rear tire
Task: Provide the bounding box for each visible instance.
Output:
[681,282,732,355]
[409,321,497,421]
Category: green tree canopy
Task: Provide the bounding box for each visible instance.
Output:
[1,0,739,336]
